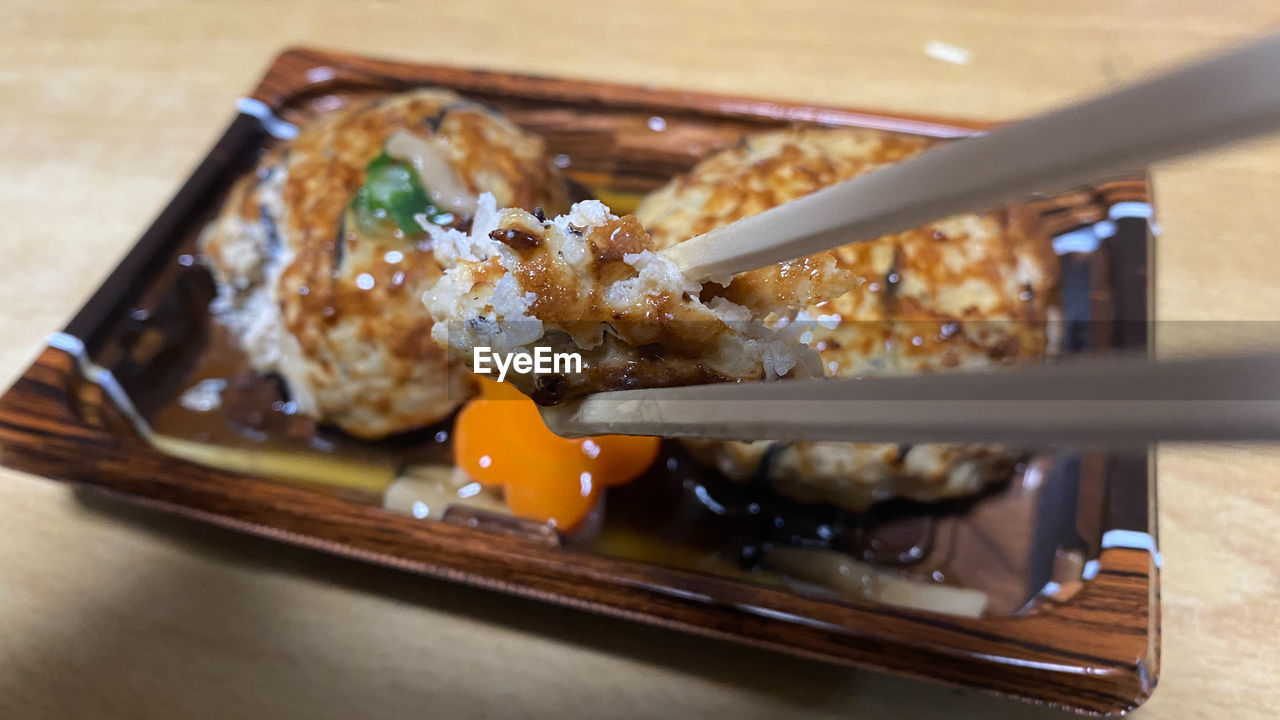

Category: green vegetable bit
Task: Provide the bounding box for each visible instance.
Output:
[350,152,454,235]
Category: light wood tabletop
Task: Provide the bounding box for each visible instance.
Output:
[2,1,1279,717]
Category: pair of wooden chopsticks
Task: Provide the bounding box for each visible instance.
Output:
[545,32,1280,446]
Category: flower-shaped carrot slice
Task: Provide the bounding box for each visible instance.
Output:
[454,378,660,530]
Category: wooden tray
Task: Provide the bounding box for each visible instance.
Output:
[0,48,1159,715]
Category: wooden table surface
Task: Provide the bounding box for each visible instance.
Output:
[3,1,1279,717]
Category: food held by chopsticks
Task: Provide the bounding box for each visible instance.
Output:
[423,195,826,405]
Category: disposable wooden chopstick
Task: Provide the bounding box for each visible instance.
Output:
[539,353,1280,447]
[661,31,1280,282]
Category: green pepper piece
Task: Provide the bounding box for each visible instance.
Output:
[350,152,454,235]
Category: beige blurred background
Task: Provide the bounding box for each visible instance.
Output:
[2,1,1279,717]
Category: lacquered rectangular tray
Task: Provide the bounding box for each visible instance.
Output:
[0,47,1158,715]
